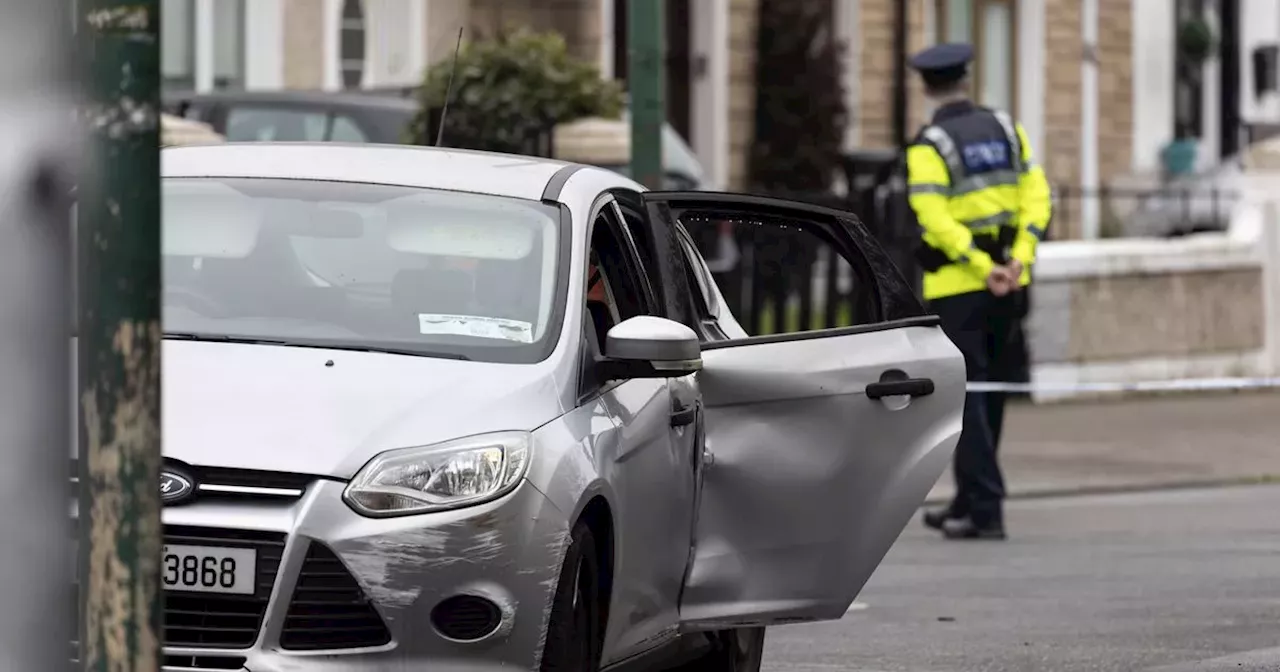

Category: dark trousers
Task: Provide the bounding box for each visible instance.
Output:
[928,288,1025,526]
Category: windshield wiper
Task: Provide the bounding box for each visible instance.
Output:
[164,332,470,360]
[165,332,289,345]
[311,343,471,360]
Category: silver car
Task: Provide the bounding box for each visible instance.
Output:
[119,143,964,672]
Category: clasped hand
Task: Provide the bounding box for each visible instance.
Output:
[986,259,1023,297]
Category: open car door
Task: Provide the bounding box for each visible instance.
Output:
[639,192,967,630]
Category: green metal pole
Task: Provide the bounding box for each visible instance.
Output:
[628,0,665,189]
[78,1,163,670]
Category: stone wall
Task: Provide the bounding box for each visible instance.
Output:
[469,0,602,62]
[855,0,928,150]
[282,0,325,89]
[1042,0,1133,240]
[279,0,604,91]
[1025,196,1279,402]
[1097,0,1134,188]
[1030,266,1266,365]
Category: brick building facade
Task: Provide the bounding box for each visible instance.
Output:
[168,0,1269,240]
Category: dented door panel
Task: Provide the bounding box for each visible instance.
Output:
[594,377,696,661]
[678,320,965,630]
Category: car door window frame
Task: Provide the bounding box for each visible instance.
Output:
[611,188,703,329]
[578,195,660,400]
[672,223,732,342]
[638,192,920,345]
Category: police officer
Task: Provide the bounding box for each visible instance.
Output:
[906,43,1052,540]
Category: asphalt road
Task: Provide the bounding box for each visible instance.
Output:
[761,485,1280,672]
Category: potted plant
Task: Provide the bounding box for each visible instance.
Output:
[1177,17,1217,66]
[407,28,624,155]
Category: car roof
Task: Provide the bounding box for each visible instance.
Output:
[162,142,576,201]
[163,89,419,112]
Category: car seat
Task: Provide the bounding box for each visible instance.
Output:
[195,230,320,316]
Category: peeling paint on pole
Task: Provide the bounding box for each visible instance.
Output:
[78,0,162,670]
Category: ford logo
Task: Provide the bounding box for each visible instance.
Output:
[159,469,195,505]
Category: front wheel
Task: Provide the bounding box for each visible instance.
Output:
[540,524,604,672]
[672,627,766,672]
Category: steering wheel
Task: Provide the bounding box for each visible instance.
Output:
[164,286,228,318]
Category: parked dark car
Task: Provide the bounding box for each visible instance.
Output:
[163,88,716,190]
[162,89,420,144]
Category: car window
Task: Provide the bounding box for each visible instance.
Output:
[224,107,329,142]
[675,208,880,337]
[584,202,651,353]
[162,177,567,364]
[329,115,368,142]
[675,223,718,319]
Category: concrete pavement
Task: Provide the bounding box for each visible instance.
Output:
[763,484,1280,671]
[926,391,1280,504]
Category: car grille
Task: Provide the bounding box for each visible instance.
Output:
[280,541,391,650]
[162,654,247,670]
[70,459,318,502]
[164,526,286,649]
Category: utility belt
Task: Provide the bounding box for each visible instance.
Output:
[916,223,1017,273]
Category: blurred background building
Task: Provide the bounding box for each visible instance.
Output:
[163,0,1280,238]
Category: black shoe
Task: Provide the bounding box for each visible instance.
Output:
[922,506,965,531]
[941,517,1006,540]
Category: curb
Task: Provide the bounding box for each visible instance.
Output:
[921,473,1279,507]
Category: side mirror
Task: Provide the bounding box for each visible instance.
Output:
[601,316,702,380]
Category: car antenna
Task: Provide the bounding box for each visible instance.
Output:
[435,26,464,148]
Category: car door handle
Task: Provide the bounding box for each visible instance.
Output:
[671,402,698,427]
[865,371,935,399]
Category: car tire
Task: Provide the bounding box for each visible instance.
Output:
[671,627,767,672]
[540,523,604,672]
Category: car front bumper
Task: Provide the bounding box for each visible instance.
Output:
[79,477,571,672]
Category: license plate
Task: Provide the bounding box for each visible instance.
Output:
[162,545,257,595]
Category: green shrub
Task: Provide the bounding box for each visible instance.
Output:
[407,28,625,154]
[1177,18,1216,65]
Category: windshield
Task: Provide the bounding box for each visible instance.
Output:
[161,178,567,363]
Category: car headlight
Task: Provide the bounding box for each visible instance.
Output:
[343,431,531,517]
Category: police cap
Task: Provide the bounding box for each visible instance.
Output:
[909,43,973,88]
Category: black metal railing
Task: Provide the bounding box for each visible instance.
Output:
[1051,184,1239,239]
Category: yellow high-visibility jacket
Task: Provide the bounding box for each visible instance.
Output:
[906,104,1052,301]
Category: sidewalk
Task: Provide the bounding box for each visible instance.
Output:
[925,391,1280,504]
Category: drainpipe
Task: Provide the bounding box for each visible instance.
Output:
[1218,0,1241,159]
[891,0,909,150]
[1081,0,1101,239]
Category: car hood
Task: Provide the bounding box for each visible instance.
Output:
[160,341,565,478]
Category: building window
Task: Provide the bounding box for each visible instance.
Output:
[340,0,367,89]
[162,0,196,90]
[933,0,1018,114]
[212,0,246,90]
[161,0,244,91]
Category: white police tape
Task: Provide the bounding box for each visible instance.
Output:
[966,377,1280,394]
